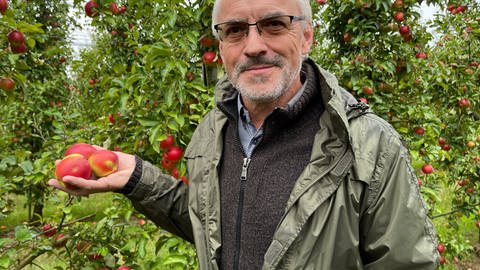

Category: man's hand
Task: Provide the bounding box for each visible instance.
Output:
[48,148,136,197]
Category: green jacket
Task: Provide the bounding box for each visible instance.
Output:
[126,60,439,269]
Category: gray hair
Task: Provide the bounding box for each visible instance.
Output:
[211,0,312,39]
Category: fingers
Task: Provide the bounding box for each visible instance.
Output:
[48,178,92,197]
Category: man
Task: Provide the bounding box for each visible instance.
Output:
[49,0,440,269]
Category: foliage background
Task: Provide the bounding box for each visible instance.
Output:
[0,0,479,269]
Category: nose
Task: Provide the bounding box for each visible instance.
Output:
[243,24,268,57]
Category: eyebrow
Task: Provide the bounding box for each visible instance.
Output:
[219,12,289,24]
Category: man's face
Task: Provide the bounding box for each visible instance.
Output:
[216,0,313,104]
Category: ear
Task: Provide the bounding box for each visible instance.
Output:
[301,21,314,55]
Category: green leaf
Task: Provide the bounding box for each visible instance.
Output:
[162,254,188,266]
[14,226,33,242]
[138,119,160,127]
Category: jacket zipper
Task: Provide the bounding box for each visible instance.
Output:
[233,157,251,270]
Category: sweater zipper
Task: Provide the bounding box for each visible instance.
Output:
[233,157,251,270]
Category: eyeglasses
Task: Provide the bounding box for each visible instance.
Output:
[214,15,305,43]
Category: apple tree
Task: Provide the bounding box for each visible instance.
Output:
[309,0,479,266]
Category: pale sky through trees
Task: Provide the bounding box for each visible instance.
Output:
[68,2,441,58]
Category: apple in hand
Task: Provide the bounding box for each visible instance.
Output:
[55,154,93,188]
[88,149,119,177]
[64,143,97,158]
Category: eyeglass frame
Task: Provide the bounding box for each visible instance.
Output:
[213,15,305,43]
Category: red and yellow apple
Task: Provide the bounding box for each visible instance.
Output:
[64,143,97,158]
[88,149,119,177]
[55,154,93,187]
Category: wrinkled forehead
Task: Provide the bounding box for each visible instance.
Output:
[215,0,301,23]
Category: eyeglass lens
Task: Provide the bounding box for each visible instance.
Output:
[217,15,295,43]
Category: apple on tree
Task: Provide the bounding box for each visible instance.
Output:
[41,224,56,237]
[7,30,25,46]
[159,135,175,150]
[393,11,404,22]
[0,77,15,91]
[0,0,7,14]
[84,0,100,17]
[109,2,119,15]
[421,164,433,174]
[202,51,216,65]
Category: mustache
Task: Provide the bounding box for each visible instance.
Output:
[236,55,284,72]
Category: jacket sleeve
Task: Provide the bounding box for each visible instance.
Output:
[355,115,439,269]
[123,157,194,242]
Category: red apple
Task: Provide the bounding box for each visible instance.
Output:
[109,2,119,14]
[159,135,175,150]
[442,144,451,151]
[392,0,403,9]
[59,56,66,63]
[343,32,352,43]
[108,113,115,124]
[172,167,180,178]
[41,224,56,237]
[202,51,216,64]
[88,78,96,85]
[88,150,119,177]
[316,0,327,5]
[415,52,427,59]
[458,98,470,108]
[438,137,446,146]
[414,126,425,135]
[119,5,127,14]
[64,143,97,159]
[161,157,176,171]
[84,0,100,17]
[55,154,93,185]
[0,77,15,91]
[437,243,445,253]
[393,11,404,22]
[362,86,373,95]
[399,25,410,36]
[181,176,188,185]
[199,35,215,47]
[439,256,446,265]
[7,30,25,46]
[165,146,183,161]
[421,164,433,174]
[10,43,27,54]
[0,0,7,14]
[138,219,146,225]
[117,266,131,270]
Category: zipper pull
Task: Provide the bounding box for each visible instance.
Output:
[240,158,251,181]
